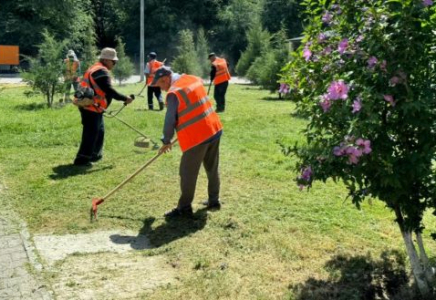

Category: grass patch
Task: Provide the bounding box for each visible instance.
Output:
[1,83,435,299]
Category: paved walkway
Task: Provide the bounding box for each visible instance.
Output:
[0,213,52,299]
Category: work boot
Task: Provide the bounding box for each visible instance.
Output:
[73,158,92,167]
[164,207,193,219]
[159,102,164,111]
[90,155,102,163]
[202,200,221,210]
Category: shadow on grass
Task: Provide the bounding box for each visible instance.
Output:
[110,209,208,249]
[49,164,114,180]
[261,95,288,101]
[14,102,47,111]
[291,250,422,300]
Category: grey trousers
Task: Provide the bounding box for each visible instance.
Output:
[177,137,221,210]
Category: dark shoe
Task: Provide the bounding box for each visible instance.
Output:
[159,102,164,111]
[164,207,193,219]
[148,106,154,110]
[73,159,92,167]
[202,200,221,210]
[90,155,102,162]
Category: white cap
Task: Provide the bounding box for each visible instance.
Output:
[99,47,119,61]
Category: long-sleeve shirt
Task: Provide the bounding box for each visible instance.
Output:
[161,73,222,145]
[92,68,127,106]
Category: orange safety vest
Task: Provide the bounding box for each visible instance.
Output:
[212,57,231,85]
[146,60,164,86]
[64,59,80,80]
[167,74,223,152]
[79,62,108,113]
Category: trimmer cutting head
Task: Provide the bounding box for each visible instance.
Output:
[90,198,105,222]
[134,137,151,148]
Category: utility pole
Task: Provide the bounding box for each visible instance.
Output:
[139,0,144,82]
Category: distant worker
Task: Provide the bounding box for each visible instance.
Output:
[62,49,81,103]
[144,52,164,110]
[208,52,231,113]
[152,66,223,218]
[73,48,134,166]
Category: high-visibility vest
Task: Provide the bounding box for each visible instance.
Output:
[79,62,108,113]
[64,59,80,80]
[167,74,223,152]
[146,60,164,86]
[212,57,231,85]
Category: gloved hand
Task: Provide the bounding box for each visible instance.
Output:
[125,94,135,105]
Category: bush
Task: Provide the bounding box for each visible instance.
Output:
[282,0,436,296]
[21,30,67,107]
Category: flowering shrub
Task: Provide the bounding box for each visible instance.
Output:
[282,0,436,295]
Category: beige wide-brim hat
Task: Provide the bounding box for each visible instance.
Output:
[99,47,119,61]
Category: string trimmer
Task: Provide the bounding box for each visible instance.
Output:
[90,139,178,222]
[104,95,159,149]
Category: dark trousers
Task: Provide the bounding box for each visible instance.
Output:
[177,137,221,210]
[74,108,104,163]
[64,80,79,99]
[147,86,163,109]
[214,81,229,111]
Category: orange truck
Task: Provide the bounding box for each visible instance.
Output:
[0,45,19,72]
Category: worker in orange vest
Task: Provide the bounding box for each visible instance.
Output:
[73,48,134,166]
[145,52,164,110]
[153,66,223,218]
[62,49,81,103]
[208,53,231,113]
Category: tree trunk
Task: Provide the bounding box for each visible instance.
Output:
[46,91,51,108]
[395,208,432,297]
[416,231,435,284]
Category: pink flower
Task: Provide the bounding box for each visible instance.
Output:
[320,99,332,112]
[356,35,364,43]
[327,80,349,100]
[367,56,378,68]
[423,0,433,7]
[389,76,400,86]
[279,83,290,94]
[338,39,348,54]
[303,48,312,61]
[352,98,362,113]
[384,94,396,107]
[301,166,312,181]
[345,147,362,164]
[322,12,333,24]
[333,146,345,156]
[356,138,372,154]
[318,33,327,43]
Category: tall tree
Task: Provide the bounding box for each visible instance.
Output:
[214,0,262,68]
[196,27,210,79]
[261,0,303,39]
[172,29,200,75]
[246,27,289,92]
[113,37,134,85]
[235,17,271,76]
[0,0,93,57]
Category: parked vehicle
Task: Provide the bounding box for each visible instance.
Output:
[0,45,19,73]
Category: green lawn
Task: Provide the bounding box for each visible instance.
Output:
[0,83,435,299]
